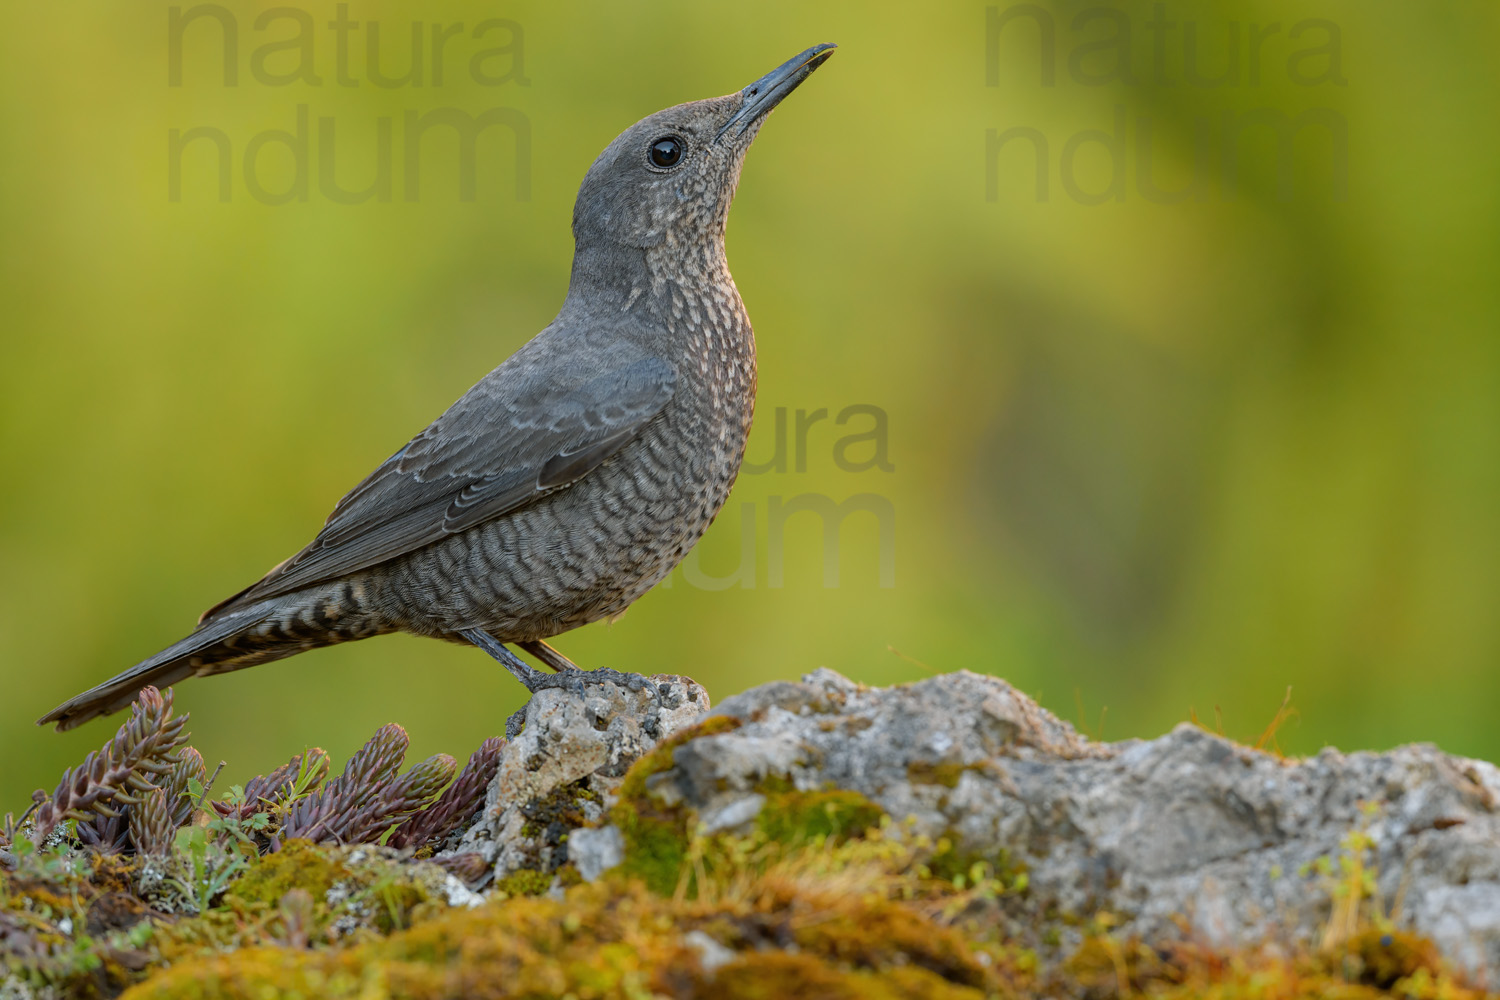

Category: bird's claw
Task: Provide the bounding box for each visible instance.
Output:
[524,667,664,735]
[461,629,664,737]
[505,706,528,740]
[519,667,659,735]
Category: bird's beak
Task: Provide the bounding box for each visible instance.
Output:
[715,43,837,144]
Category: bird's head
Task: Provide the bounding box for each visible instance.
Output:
[571,44,836,254]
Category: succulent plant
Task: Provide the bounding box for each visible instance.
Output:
[4,685,531,996]
[213,747,329,824]
[77,810,132,854]
[337,753,457,844]
[281,724,457,845]
[389,736,505,850]
[161,746,207,827]
[31,686,189,842]
[128,787,176,857]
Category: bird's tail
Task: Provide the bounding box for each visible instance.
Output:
[38,588,384,731]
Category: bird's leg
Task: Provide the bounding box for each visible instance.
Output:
[459,629,665,737]
[519,639,580,672]
[460,628,544,686]
[459,629,545,737]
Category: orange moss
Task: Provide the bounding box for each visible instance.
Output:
[121,871,1018,1000]
[708,952,988,1000]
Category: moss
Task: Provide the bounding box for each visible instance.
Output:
[154,841,452,961]
[756,789,885,845]
[357,874,431,935]
[613,801,690,897]
[1344,928,1445,989]
[1061,932,1469,1000]
[709,952,986,1000]
[1064,935,1181,995]
[493,868,553,898]
[7,706,1492,1000]
[121,875,1012,1000]
[122,884,675,1000]
[922,836,1026,893]
[519,778,602,840]
[907,761,966,789]
[222,839,341,908]
[10,807,1488,1000]
[790,897,991,989]
[0,852,159,999]
[610,715,742,895]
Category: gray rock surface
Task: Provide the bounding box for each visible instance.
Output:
[459,667,1500,977]
[452,673,709,881]
[697,669,1500,976]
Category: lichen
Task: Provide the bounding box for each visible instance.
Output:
[516,777,604,876]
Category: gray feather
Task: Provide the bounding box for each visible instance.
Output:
[211,348,675,614]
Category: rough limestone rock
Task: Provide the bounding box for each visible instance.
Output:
[453,673,709,881]
[473,667,1500,977]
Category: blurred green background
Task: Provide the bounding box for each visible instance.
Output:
[3,1,1498,809]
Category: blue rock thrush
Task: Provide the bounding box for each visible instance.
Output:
[41,43,837,731]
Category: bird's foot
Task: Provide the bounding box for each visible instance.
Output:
[524,667,665,737]
[460,629,664,737]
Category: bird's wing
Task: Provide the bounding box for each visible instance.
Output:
[204,340,676,618]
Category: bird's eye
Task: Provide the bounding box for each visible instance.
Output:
[649,137,683,168]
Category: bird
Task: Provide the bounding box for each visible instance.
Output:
[40,43,837,732]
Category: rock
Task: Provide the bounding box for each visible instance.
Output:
[452,672,709,883]
[473,667,1500,979]
[567,825,624,882]
[682,929,737,972]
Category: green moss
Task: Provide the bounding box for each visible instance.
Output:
[156,840,453,959]
[222,839,340,908]
[357,873,430,935]
[514,777,604,877]
[1061,928,1471,1000]
[613,802,691,897]
[9,803,1485,1000]
[493,868,553,898]
[6,708,1490,1000]
[1346,928,1445,989]
[922,836,1026,893]
[756,789,885,845]
[610,715,742,895]
[554,863,583,888]
[791,897,991,989]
